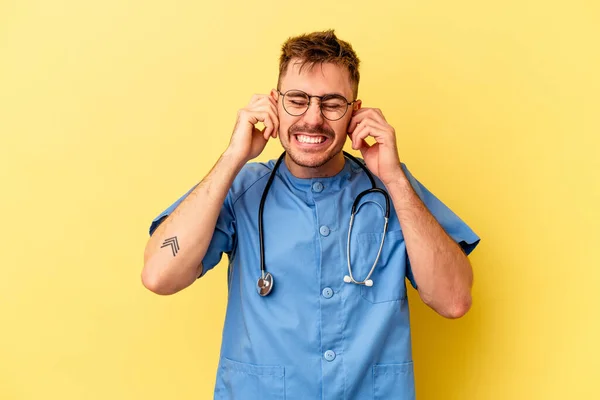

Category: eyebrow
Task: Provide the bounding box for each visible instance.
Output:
[325,92,347,98]
[286,89,349,99]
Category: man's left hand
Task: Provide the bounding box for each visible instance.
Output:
[347,108,405,186]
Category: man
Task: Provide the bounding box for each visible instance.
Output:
[142,30,480,400]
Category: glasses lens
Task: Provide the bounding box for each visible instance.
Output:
[321,95,348,121]
[283,91,309,116]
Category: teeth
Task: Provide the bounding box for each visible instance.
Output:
[297,135,325,144]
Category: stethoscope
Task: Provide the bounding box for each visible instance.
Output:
[257,151,391,296]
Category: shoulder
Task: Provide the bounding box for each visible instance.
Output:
[229,159,276,204]
[349,156,411,186]
[348,155,409,172]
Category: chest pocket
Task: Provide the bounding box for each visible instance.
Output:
[351,229,408,303]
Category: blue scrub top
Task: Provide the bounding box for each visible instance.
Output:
[149,156,480,400]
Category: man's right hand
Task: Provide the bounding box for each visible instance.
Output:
[226,93,279,163]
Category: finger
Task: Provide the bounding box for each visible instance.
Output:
[252,97,279,124]
[348,109,386,133]
[246,110,269,129]
[243,109,261,125]
[249,101,279,138]
[269,98,280,137]
[351,122,369,150]
[261,104,279,139]
[261,113,274,141]
[350,119,377,149]
[265,97,280,120]
[356,138,371,152]
[351,119,389,149]
[372,108,387,121]
[351,107,370,116]
[265,101,279,138]
[264,112,277,141]
[347,109,370,133]
[249,94,264,106]
[272,112,279,138]
[268,94,278,109]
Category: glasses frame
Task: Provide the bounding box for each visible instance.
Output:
[276,89,357,121]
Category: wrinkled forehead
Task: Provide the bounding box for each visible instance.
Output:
[280,59,354,99]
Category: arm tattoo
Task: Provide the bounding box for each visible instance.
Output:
[161,236,180,257]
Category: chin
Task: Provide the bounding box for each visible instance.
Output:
[288,152,332,168]
[286,143,345,169]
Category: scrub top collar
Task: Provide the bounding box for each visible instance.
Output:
[274,154,356,194]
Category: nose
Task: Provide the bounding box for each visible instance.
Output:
[302,99,325,125]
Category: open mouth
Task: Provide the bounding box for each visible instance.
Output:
[294,134,329,146]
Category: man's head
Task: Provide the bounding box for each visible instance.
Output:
[272,30,362,177]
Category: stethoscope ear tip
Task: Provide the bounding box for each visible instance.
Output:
[343,276,374,286]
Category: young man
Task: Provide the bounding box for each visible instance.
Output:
[142,30,480,400]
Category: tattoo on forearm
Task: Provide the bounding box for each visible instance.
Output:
[161,236,180,257]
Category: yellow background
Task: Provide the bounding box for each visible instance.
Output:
[1,0,599,399]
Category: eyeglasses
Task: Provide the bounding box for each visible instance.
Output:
[277,89,356,121]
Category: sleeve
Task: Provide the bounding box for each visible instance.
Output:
[148,183,236,279]
[400,164,481,290]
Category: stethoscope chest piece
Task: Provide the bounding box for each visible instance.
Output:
[257,272,274,296]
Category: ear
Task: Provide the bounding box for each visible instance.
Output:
[270,89,280,101]
[353,99,362,111]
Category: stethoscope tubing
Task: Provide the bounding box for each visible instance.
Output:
[257,150,391,295]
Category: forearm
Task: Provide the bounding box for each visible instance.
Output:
[385,174,473,318]
[142,150,246,295]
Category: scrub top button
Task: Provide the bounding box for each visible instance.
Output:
[319,226,330,236]
[324,350,336,362]
[312,182,324,193]
[322,287,333,299]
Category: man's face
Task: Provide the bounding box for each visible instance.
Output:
[273,60,360,175]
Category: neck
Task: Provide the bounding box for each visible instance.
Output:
[284,152,346,179]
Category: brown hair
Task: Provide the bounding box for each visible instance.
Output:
[278,30,360,99]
